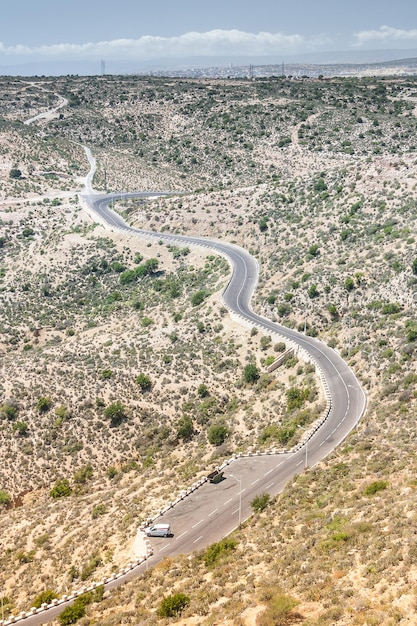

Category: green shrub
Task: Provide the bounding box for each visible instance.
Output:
[158,593,190,618]
[274,342,286,353]
[50,479,72,499]
[91,504,106,519]
[191,289,208,307]
[106,466,118,479]
[0,489,11,507]
[259,424,281,444]
[286,387,309,410]
[58,601,86,625]
[364,480,388,496]
[243,363,260,384]
[104,401,127,426]
[73,465,93,484]
[204,537,237,567]
[176,415,194,441]
[136,373,152,390]
[344,276,355,291]
[259,217,268,232]
[197,383,209,398]
[251,493,271,512]
[32,590,58,608]
[208,423,228,446]
[13,421,28,435]
[382,302,402,315]
[0,402,18,420]
[36,397,52,413]
[80,554,102,581]
[257,590,299,626]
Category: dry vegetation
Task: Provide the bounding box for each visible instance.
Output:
[0,74,417,624]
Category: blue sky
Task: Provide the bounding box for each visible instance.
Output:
[1,0,417,69]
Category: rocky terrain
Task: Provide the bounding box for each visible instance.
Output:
[0,74,417,625]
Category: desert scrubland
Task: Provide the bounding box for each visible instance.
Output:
[0,74,417,624]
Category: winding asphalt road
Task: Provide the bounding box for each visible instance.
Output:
[6,147,366,624]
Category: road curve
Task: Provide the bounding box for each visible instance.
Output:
[84,190,367,464]
[5,188,366,626]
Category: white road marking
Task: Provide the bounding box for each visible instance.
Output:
[232,508,239,515]
[266,482,274,489]
[208,508,219,517]
[295,460,303,467]
[158,545,169,552]
[193,535,203,544]
[319,440,325,447]
[176,531,188,540]
[224,497,233,505]
[192,519,204,529]
[264,468,274,476]
[251,478,260,485]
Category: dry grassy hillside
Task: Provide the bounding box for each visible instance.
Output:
[0,75,417,625]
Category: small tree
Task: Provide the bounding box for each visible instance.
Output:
[243,363,260,384]
[208,423,228,446]
[158,593,190,618]
[104,401,127,426]
[176,415,194,441]
[412,258,417,275]
[9,168,22,179]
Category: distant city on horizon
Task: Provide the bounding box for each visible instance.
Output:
[1,48,417,78]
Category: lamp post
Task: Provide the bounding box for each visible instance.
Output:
[229,474,242,526]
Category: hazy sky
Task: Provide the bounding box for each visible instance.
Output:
[1,0,417,66]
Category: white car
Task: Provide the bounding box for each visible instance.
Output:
[144,523,171,537]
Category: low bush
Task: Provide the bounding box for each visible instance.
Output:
[204,537,238,567]
[158,593,190,618]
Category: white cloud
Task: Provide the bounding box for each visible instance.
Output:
[0,29,331,61]
[353,25,417,47]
